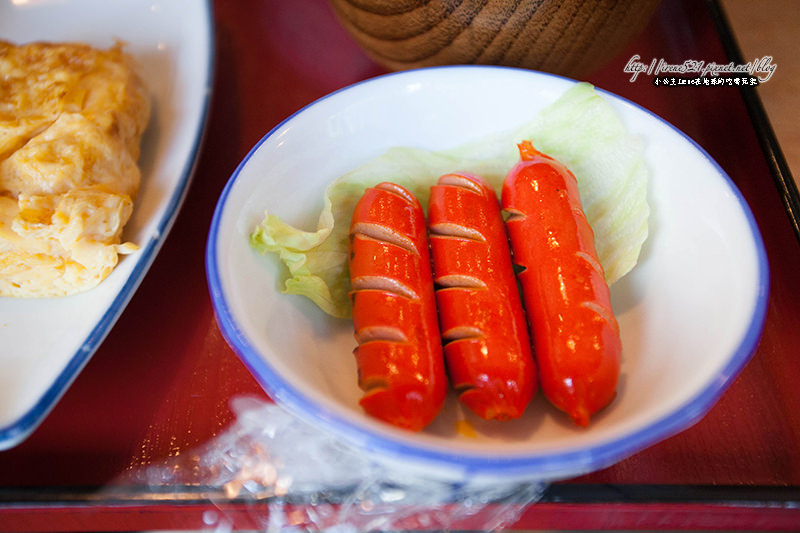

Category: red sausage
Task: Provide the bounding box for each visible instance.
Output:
[501,141,621,426]
[348,182,447,431]
[428,173,536,420]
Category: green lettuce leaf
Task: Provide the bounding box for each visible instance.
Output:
[250,82,649,319]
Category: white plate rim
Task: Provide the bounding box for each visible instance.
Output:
[206,65,770,480]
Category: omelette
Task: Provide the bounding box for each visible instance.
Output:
[0,40,151,297]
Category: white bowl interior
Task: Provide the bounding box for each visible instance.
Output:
[210,67,766,480]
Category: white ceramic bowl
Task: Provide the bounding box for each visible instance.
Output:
[207,66,768,482]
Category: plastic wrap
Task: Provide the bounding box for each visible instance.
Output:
[145,395,547,531]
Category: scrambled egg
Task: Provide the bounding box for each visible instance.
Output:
[0,40,151,297]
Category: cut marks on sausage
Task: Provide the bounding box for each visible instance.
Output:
[350,224,419,347]
[502,206,527,222]
[355,325,408,344]
[351,222,419,256]
[349,215,422,302]
[374,181,417,204]
[438,173,484,194]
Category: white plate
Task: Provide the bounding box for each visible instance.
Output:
[0,0,213,449]
[207,67,769,482]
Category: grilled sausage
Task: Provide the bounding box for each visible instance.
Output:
[348,182,447,431]
[428,172,537,420]
[502,141,621,426]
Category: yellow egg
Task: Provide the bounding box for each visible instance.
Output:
[0,40,150,297]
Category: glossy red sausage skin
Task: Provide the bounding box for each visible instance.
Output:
[428,173,536,421]
[501,141,621,426]
[348,182,446,431]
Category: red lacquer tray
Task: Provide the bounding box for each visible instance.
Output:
[1,0,799,530]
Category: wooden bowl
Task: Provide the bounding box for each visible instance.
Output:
[329,0,662,77]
